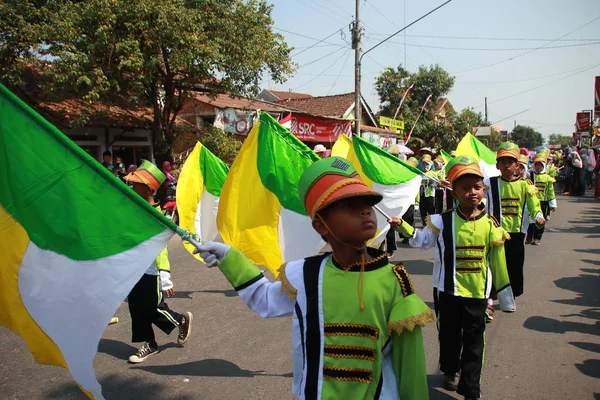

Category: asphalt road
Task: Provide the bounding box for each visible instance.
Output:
[1,193,599,399]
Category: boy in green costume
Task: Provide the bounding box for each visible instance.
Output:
[526,152,557,245]
[390,155,515,400]
[193,156,434,400]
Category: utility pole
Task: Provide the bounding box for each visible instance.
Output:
[352,0,362,138]
[484,97,488,125]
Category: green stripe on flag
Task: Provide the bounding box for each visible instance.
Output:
[0,83,175,261]
[467,133,496,164]
[199,145,229,197]
[257,113,319,215]
[352,136,422,184]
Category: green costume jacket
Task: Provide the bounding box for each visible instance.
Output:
[216,247,434,400]
[530,172,557,208]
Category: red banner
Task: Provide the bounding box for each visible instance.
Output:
[284,114,352,143]
[576,112,591,132]
[595,76,600,119]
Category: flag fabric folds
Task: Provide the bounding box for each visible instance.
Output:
[332,134,422,245]
[216,112,323,275]
[177,142,229,257]
[0,83,175,399]
[455,133,500,178]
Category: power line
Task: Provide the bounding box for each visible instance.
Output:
[327,49,353,95]
[458,61,600,85]
[294,48,352,90]
[291,28,344,57]
[482,61,600,106]
[298,45,350,68]
[453,14,600,74]
[368,33,600,42]
[296,0,351,26]
[274,28,345,48]
[382,40,600,51]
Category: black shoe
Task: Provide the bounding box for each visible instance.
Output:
[387,252,394,258]
[128,342,158,363]
[402,238,409,244]
[177,311,193,345]
[443,373,459,391]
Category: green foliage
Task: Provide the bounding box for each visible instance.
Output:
[198,126,242,167]
[510,125,543,149]
[547,133,573,147]
[0,0,293,157]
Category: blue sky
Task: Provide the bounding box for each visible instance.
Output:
[265,0,600,138]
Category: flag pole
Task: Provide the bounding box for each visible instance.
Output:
[405,94,432,143]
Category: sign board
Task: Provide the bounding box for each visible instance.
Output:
[576,111,591,132]
[473,126,491,136]
[500,130,508,141]
[214,108,254,135]
[595,76,600,119]
[284,114,352,143]
[378,116,404,130]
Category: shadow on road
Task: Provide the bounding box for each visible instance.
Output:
[98,339,180,361]
[133,358,292,378]
[403,259,434,276]
[427,374,457,399]
[45,373,194,400]
[197,289,238,297]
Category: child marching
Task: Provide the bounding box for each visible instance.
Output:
[526,152,557,245]
[391,155,515,400]
[193,157,434,400]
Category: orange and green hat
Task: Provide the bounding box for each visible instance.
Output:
[434,156,444,164]
[532,152,547,164]
[406,157,419,167]
[421,153,433,165]
[124,160,166,191]
[297,157,383,219]
[497,142,520,161]
[450,150,457,157]
[445,155,484,185]
[518,154,530,166]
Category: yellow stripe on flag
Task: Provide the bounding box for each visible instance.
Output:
[332,134,374,187]
[177,143,204,259]
[0,204,67,368]
[217,123,283,273]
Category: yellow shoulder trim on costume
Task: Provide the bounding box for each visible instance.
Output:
[489,215,501,228]
[277,263,297,299]
[525,179,534,186]
[425,215,440,235]
[490,230,511,247]
[392,264,415,297]
[526,184,538,195]
[388,309,435,335]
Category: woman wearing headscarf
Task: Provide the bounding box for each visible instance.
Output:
[585,148,596,189]
[570,149,585,196]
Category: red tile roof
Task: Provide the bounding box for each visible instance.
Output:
[192,93,289,112]
[275,92,355,118]
[265,89,312,100]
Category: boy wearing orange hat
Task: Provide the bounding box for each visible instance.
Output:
[194,157,433,400]
[525,153,557,245]
[484,142,544,305]
[123,161,193,363]
[390,155,515,400]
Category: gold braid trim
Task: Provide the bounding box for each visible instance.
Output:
[276,263,297,299]
[388,309,435,335]
[425,215,440,235]
[489,231,511,247]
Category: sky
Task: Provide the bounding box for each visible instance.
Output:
[264,0,600,139]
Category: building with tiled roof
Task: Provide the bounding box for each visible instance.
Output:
[258,89,313,102]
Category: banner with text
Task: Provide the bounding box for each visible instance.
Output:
[595,76,600,119]
[214,108,255,136]
[284,113,352,143]
[576,111,591,132]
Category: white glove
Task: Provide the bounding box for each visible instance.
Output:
[193,241,231,267]
[159,270,173,291]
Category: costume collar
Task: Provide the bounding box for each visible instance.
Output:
[500,176,520,183]
[456,207,486,221]
[332,247,388,272]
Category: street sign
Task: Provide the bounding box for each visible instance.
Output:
[378,116,404,130]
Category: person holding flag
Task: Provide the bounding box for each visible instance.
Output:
[526,152,557,245]
[193,157,433,400]
[419,154,439,225]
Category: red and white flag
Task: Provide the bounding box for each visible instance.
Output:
[392,83,415,121]
[406,94,433,142]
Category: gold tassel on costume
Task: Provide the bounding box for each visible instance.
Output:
[358,251,365,311]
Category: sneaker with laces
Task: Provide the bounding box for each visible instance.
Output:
[485,305,494,323]
[532,239,540,245]
[128,342,158,363]
[177,311,193,345]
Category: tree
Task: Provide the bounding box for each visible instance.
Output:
[198,126,242,167]
[0,0,293,157]
[510,125,543,149]
[547,133,574,148]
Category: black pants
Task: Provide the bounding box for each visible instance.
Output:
[572,167,585,195]
[128,273,183,343]
[435,189,444,214]
[438,291,487,399]
[526,201,550,242]
[384,228,397,254]
[419,196,436,226]
[446,190,455,211]
[504,232,525,297]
